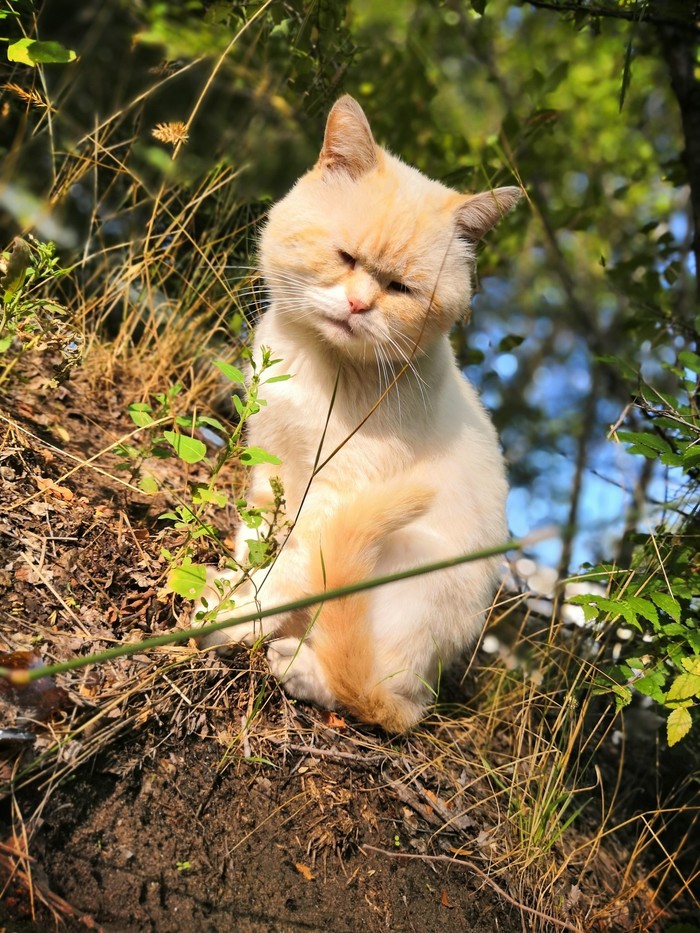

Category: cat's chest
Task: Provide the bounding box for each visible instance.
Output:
[252,366,412,482]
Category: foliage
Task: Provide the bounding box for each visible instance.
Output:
[0,235,81,383]
[569,330,700,744]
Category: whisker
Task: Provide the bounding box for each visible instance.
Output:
[382,332,431,416]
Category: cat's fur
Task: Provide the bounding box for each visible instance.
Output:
[196,96,520,732]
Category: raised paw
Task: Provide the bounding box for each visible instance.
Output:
[267,637,337,710]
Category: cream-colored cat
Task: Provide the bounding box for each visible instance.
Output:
[196,96,520,732]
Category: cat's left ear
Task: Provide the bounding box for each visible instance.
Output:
[318,95,378,180]
[455,187,523,240]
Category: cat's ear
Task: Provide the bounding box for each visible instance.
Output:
[318,96,378,180]
[455,187,522,240]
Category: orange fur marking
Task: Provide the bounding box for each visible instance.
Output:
[307,478,435,732]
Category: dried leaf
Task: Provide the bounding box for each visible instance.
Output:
[565,883,583,910]
[294,862,315,881]
[36,476,74,500]
[321,710,347,730]
[441,889,455,908]
[2,82,51,110]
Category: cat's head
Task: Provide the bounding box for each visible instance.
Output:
[260,95,521,362]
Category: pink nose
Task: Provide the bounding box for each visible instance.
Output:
[348,296,370,314]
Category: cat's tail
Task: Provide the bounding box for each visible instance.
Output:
[307,477,434,733]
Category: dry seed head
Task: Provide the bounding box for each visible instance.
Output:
[152,121,189,147]
[2,83,52,110]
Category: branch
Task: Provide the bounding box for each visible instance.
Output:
[523,0,700,34]
[658,26,700,301]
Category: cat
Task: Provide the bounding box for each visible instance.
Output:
[195,95,521,732]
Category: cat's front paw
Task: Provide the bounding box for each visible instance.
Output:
[267,637,337,711]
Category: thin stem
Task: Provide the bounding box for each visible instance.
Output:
[0,535,541,685]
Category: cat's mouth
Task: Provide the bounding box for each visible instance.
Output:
[322,314,355,337]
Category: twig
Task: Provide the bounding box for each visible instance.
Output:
[387,780,443,827]
[360,844,582,933]
[240,715,252,760]
[266,739,385,767]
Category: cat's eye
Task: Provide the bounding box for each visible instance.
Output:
[338,250,356,269]
[388,280,411,295]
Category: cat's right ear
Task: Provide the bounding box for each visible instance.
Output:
[455,187,522,240]
[317,96,378,180]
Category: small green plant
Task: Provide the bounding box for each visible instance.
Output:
[115,381,220,491]
[120,345,291,606]
[0,235,81,383]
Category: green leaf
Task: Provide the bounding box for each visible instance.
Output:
[568,593,640,628]
[1,237,32,303]
[617,430,671,457]
[462,348,485,365]
[625,596,659,629]
[619,34,633,113]
[612,683,633,710]
[264,374,293,384]
[650,591,681,622]
[497,334,524,352]
[667,706,692,747]
[127,403,154,428]
[666,673,700,702]
[633,671,666,703]
[597,596,641,628]
[240,446,281,466]
[7,38,77,66]
[192,485,228,507]
[270,18,292,38]
[682,445,700,468]
[195,414,227,432]
[597,355,638,381]
[213,359,246,384]
[167,562,207,600]
[163,430,207,464]
[138,474,159,494]
[681,656,700,676]
[678,350,700,374]
[246,538,271,565]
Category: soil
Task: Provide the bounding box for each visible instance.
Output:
[0,356,693,932]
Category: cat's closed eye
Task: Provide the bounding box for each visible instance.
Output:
[338,250,356,269]
[388,280,411,295]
